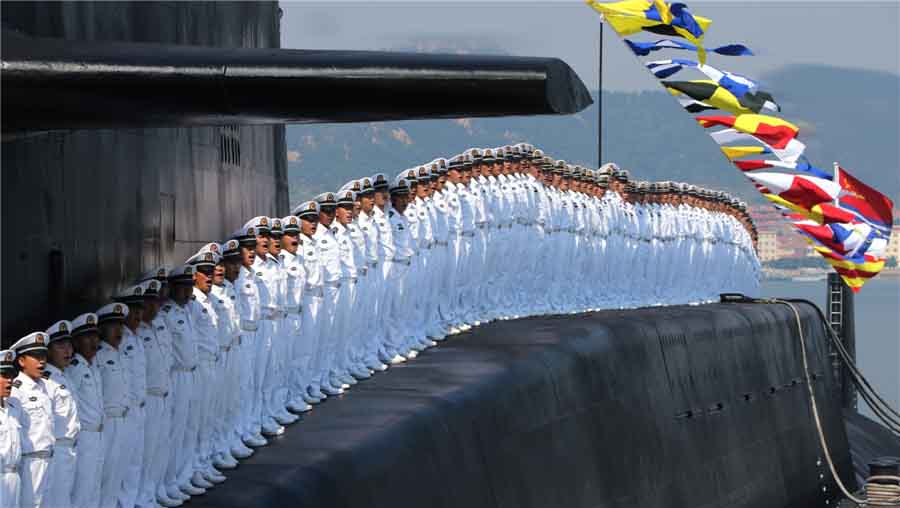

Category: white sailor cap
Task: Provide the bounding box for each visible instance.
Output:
[243,216,271,234]
[371,173,389,191]
[10,332,48,357]
[336,189,356,206]
[0,349,15,372]
[168,264,196,284]
[96,303,129,324]
[140,279,162,297]
[138,266,170,284]
[339,179,363,194]
[292,200,319,220]
[314,192,337,208]
[196,243,223,263]
[222,238,242,258]
[269,218,284,237]
[530,148,544,161]
[448,155,464,170]
[113,283,145,305]
[186,251,217,268]
[230,226,259,246]
[70,313,99,337]
[397,168,418,183]
[359,177,375,194]
[481,148,496,163]
[389,176,411,195]
[46,320,73,345]
[281,215,301,234]
[467,147,483,160]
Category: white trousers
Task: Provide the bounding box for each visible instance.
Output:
[1,470,20,508]
[139,393,169,506]
[119,405,144,508]
[296,291,322,393]
[237,331,260,437]
[19,455,49,508]
[100,415,127,508]
[45,441,76,507]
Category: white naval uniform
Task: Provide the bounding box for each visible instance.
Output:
[11,372,54,508]
[67,353,104,508]
[312,223,343,390]
[357,211,384,367]
[211,281,244,454]
[386,208,416,350]
[331,222,359,376]
[1,397,24,507]
[119,325,147,508]
[189,288,220,476]
[279,248,306,407]
[233,266,262,439]
[95,340,130,508]
[295,234,324,399]
[250,255,278,427]
[162,300,199,494]
[138,315,174,508]
[43,363,80,508]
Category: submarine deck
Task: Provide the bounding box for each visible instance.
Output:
[189,302,852,508]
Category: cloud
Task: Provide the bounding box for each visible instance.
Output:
[391,128,413,145]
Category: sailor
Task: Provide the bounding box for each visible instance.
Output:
[263,221,298,427]
[244,216,284,436]
[226,226,267,448]
[337,182,373,380]
[396,170,426,357]
[133,272,180,508]
[42,320,80,508]
[384,177,417,359]
[330,189,363,385]
[354,178,390,373]
[205,245,255,463]
[185,250,227,488]
[161,265,204,500]
[66,312,105,508]
[9,331,54,508]
[288,201,326,404]
[442,155,467,332]
[369,174,406,365]
[310,193,347,397]
[276,215,312,414]
[110,283,149,508]
[1,349,24,508]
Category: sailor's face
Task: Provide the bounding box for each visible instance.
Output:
[18,352,46,380]
[374,190,387,207]
[254,233,269,257]
[360,193,375,213]
[391,193,409,213]
[194,267,212,293]
[319,207,335,227]
[300,216,318,236]
[213,263,226,285]
[73,331,100,361]
[240,244,256,267]
[282,232,300,254]
[0,373,12,398]
[224,259,241,281]
[336,204,353,224]
[48,339,73,369]
[269,236,282,257]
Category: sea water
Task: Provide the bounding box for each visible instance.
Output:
[760,278,900,422]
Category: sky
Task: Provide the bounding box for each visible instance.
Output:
[281,1,900,91]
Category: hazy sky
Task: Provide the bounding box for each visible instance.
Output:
[281,1,900,91]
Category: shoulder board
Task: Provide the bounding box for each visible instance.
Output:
[70,358,79,366]
[389,211,395,217]
[162,304,172,312]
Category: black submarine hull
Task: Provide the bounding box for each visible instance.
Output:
[189,302,853,508]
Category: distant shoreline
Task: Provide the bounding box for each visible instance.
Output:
[762,268,900,282]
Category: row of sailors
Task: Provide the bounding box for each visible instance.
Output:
[0,143,760,508]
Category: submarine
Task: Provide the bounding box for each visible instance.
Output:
[2,2,897,507]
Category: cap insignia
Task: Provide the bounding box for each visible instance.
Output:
[35,334,45,345]
[114,304,124,314]
[3,352,13,362]
[260,217,268,226]
[86,315,96,325]
[59,322,68,332]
